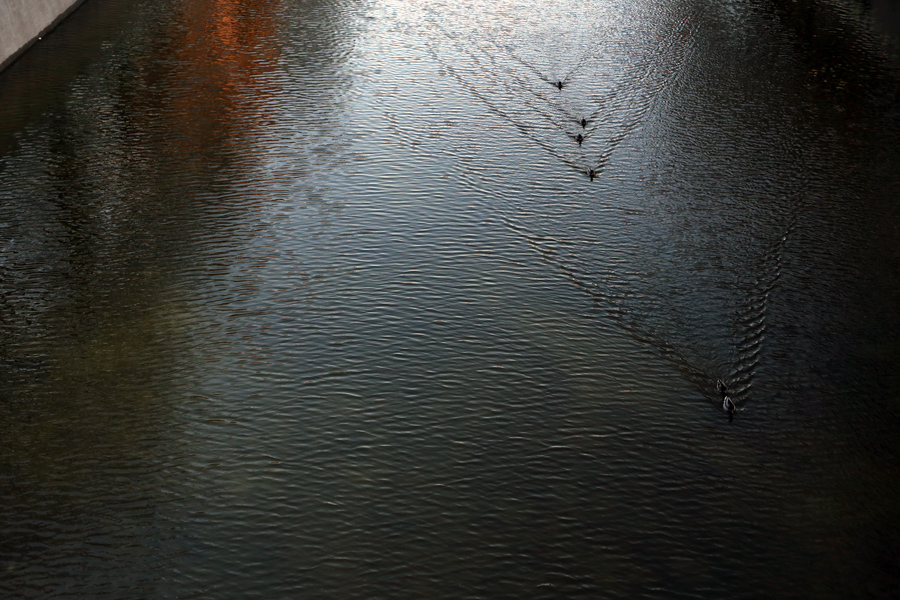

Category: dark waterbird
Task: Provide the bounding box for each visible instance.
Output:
[576,133,583,145]
[581,118,587,128]
[556,80,563,90]
[589,169,595,181]
[723,396,736,416]
[716,379,728,394]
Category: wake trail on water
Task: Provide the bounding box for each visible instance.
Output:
[418,1,778,407]
[422,1,696,178]
[502,202,802,412]
[725,197,804,400]
[390,0,809,412]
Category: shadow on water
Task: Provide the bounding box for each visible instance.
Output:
[0,0,144,156]
[0,0,362,595]
[635,0,900,594]
[0,0,285,391]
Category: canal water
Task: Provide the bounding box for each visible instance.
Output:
[1,0,899,597]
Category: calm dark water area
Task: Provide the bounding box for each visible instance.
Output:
[1,0,899,597]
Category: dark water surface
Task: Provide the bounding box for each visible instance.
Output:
[1,0,899,597]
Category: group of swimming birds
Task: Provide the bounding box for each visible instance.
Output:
[554,81,597,181]
[560,77,735,414]
[717,379,736,415]
[555,85,735,415]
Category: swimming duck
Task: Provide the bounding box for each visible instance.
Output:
[581,118,587,128]
[589,169,595,181]
[576,134,584,145]
[716,379,728,394]
[556,81,564,90]
[723,396,735,415]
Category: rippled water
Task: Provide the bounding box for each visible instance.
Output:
[1,0,899,597]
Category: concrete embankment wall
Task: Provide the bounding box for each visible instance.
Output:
[0,0,87,73]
